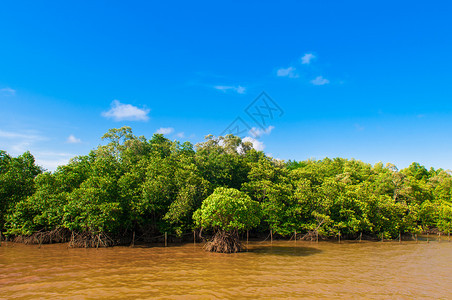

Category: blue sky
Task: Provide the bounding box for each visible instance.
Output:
[1,1,452,171]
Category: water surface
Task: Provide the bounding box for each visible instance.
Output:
[1,240,451,299]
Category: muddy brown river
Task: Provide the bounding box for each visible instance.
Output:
[1,240,451,299]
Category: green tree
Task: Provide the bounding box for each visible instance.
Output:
[242,157,293,235]
[193,187,261,253]
[437,202,452,234]
[194,134,254,189]
[0,151,42,232]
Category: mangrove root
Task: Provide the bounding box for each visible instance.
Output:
[300,230,321,241]
[69,231,115,248]
[14,228,71,245]
[204,230,243,253]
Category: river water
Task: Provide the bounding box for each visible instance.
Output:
[1,240,451,299]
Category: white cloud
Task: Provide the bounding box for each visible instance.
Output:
[236,86,246,94]
[240,126,275,152]
[301,53,315,64]
[156,127,174,135]
[102,100,150,121]
[0,87,16,96]
[33,151,75,172]
[214,85,246,94]
[214,86,231,92]
[34,151,76,158]
[0,129,38,140]
[0,129,74,171]
[0,130,45,141]
[243,136,265,151]
[276,67,298,78]
[250,126,274,138]
[311,76,330,86]
[0,130,49,158]
[67,134,82,143]
[176,132,185,138]
[11,141,32,154]
[36,158,71,171]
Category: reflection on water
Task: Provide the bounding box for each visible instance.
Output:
[1,240,451,299]
[248,245,322,256]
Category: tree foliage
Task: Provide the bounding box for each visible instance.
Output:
[193,187,261,232]
[1,127,451,247]
[0,151,42,231]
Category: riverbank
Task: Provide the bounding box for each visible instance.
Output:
[2,230,450,249]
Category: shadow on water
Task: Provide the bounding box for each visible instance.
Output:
[247,245,322,257]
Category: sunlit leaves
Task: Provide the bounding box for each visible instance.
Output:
[2,128,452,242]
[194,187,261,232]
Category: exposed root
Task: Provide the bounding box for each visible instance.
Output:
[14,228,71,245]
[68,231,115,248]
[300,230,321,241]
[12,229,117,248]
[204,230,243,253]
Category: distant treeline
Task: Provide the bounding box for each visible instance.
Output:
[1,127,451,246]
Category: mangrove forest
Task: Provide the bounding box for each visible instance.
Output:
[1,126,451,252]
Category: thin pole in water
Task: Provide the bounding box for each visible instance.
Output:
[193,230,196,245]
[399,232,401,243]
[427,232,429,244]
[131,231,135,247]
[338,231,341,244]
[448,232,450,242]
[316,231,319,243]
[71,231,74,248]
[381,233,384,242]
[165,232,167,247]
[270,229,273,244]
[247,230,249,245]
[295,230,297,244]
[438,232,441,243]
[359,232,362,243]
[415,233,418,243]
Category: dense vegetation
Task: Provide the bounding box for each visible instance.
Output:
[1,127,451,250]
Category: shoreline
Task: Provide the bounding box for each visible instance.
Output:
[2,232,450,249]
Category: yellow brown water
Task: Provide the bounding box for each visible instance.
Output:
[1,240,451,299]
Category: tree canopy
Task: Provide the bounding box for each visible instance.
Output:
[193,187,261,232]
[1,127,451,249]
